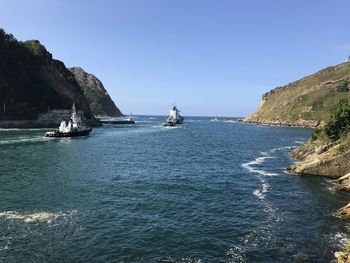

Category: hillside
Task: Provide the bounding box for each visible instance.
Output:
[0,28,94,123]
[244,62,350,127]
[70,67,122,117]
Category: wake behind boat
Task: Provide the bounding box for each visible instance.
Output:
[99,114,135,125]
[44,103,92,138]
[164,106,184,127]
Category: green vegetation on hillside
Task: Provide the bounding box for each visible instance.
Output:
[244,62,350,126]
[336,80,349,92]
[308,98,350,157]
[324,99,350,140]
[312,99,350,143]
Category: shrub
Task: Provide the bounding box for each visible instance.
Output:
[324,99,350,140]
[336,80,349,92]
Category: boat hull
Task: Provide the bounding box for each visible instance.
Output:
[163,122,176,127]
[44,128,92,138]
[176,117,184,124]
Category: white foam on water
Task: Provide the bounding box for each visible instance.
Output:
[0,128,47,131]
[0,210,76,224]
[241,156,278,176]
[294,140,305,144]
[226,245,247,263]
[135,120,154,123]
[0,137,48,145]
[162,125,181,130]
[253,182,269,200]
[270,145,297,153]
[242,144,300,177]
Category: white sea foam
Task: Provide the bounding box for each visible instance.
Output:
[0,137,47,145]
[135,120,154,123]
[226,245,247,263]
[162,125,181,130]
[294,140,305,144]
[242,145,299,176]
[270,145,297,153]
[0,128,47,131]
[253,182,269,200]
[0,211,76,224]
[241,156,278,176]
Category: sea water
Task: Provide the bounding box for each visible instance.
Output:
[0,116,349,262]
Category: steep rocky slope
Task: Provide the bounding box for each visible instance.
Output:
[244,62,350,127]
[0,28,94,123]
[70,67,122,117]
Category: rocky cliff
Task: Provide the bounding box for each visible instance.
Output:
[0,28,100,126]
[244,62,350,127]
[70,67,122,117]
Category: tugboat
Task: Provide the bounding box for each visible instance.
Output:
[44,103,92,137]
[164,106,184,126]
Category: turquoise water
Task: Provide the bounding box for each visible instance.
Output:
[0,116,349,262]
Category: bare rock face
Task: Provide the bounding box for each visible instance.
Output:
[70,67,123,117]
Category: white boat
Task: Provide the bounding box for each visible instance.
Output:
[211,116,219,121]
[44,103,92,137]
[164,106,184,126]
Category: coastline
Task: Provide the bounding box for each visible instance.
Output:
[241,119,319,129]
[240,119,350,261]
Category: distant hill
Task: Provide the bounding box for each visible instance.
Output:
[244,62,350,127]
[70,67,122,117]
[0,28,95,121]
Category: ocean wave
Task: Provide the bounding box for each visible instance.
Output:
[0,128,47,131]
[0,210,76,224]
[0,137,48,145]
[270,145,297,153]
[242,145,298,176]
[241,156,278,176]
[162,125,181,130]
[135,120,155,123]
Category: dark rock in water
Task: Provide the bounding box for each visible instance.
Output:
[70,67,123,117]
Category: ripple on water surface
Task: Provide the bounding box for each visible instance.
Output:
[0,117,348,262]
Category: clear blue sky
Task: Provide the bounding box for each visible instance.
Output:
[1,0,350,117]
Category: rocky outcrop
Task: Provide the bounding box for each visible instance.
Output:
[334,250,350,263]
[244,62,350,127]
[288,143,350,178]
[70,67,122,117]
[335,203,350,220]
[243,118,321,128]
